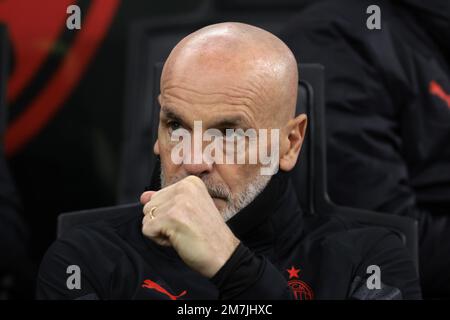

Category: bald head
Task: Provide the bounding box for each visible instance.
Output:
[160,22,299,127]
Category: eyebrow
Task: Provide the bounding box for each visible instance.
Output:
[161,106,185,125]
[161,105,249,129]
[212,117,246,129]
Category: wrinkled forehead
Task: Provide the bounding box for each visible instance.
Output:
[160,75,276,129]
[160,57,280,128]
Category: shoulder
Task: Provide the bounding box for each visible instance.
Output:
[282,0,396,35]
[302,213,404,256]
[302,214,421,299]
[56,203,142,247]
[280,0,403,83]
[36,204,145,299]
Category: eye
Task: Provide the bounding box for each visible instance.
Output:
[167,120,182,132]
[220,128,232,135]
[224,128,245,139]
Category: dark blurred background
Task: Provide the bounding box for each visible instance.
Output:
[0,0,312,298]
[1,0,205,263]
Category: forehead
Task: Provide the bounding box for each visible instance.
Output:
[160,94,259,130]
[160,74,273,128]
[159,43,284,127]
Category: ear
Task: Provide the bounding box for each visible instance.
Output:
[153,139,160,156]
[158,94,162,106]
[153,94,163,156]
[279,114,307,172]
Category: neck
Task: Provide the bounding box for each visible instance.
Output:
[227,170,304,252]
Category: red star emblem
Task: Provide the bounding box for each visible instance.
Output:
[287,266,300,279]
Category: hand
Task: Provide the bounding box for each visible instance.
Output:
[140,175,240,278]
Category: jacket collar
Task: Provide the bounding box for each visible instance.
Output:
[227,170,304,253]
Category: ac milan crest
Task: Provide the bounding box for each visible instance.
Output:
[286,265,314,300]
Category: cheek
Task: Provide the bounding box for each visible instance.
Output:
[158,127,178,158]
[158,133,180,181]
[217,164,259,194]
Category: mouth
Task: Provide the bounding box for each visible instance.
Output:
[211,196,227,206]
[208,191,227,201]
[212,196,226,201]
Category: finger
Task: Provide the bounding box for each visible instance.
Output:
[141,185,172,206]
[142,214,171,246]
[142,212,153,225]
[142,201,167,221]
[142,216,158,237]
[143,199,162,216]
[154,237,172,247]
[140,191,157,205]
[142,190,173,216]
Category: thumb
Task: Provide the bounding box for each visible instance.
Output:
[140,191,157,205]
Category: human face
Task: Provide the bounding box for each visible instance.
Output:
[155,69,276,220]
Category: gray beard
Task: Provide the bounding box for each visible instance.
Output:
[160,169,271,221]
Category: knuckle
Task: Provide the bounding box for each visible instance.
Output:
[174,182,184,193]
[166,207,177,218]
[142,223,150,235]
[186,175,202,187]
[184,200,194,211]
[173,193,183,203]
[143,202,152,214]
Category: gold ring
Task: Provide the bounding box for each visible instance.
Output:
[149,206,157,220]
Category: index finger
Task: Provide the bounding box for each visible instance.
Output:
[140,191,157,205]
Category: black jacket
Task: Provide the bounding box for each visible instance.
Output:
[281,0,450,218]
[280,0,450,296]
[36,172,421,300]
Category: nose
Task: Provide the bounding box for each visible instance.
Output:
[182,161,213,176]
[178,126,215,176]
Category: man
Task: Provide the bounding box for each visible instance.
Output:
[36,22,421,300]
[280,0,450,297]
